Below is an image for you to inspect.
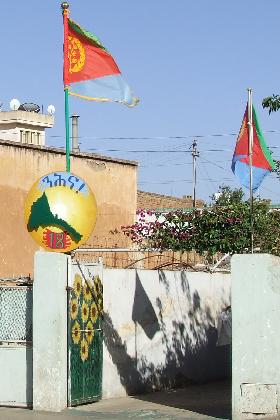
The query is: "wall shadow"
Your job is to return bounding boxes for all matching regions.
[103,270,231,418]
[103,312,145,394]
[134,380,231,419]
[132,273,160,340]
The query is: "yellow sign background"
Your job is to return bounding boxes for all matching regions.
[24,172,97,252]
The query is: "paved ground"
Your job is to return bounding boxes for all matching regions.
[0,381,231,420]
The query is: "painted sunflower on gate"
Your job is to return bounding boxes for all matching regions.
[81,302,89,322]
[93,275,103,297]
[83,282,92,302]
[90,301,98,324]
[97,296,103,315]
[73,274,82,298]
[70,272,103,363]
[85,320,94,344]
[71,320,81,344]
[70,298,78,320]
[80,337,89,362]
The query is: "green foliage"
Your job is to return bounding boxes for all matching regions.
[272,159,280,179]
[122,186,280,259]
[262,94,280,178]
[259,210,280,256]
[262,94,280,114]
[210,185,244,206]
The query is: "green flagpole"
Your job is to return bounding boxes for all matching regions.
[62,2,71,172]
[65,87,71,172]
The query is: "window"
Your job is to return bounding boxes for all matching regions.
[20,130,27,143]
[20,130,42,144]
[25,131,30,143]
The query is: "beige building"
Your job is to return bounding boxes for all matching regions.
[0,110,54,146]
[0,114,137,277]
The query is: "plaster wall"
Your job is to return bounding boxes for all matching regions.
[232,254,280,419]
[0,141,137,278]
[0,261,231,407]
[0,125,46,144]
[0,125,21,143]
[0,346,32,407]
[0,111,54,128]
[102,268,231,399]
[33,252,69,412]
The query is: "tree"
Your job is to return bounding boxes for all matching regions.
[122,186,280,260]
[262,95,280,114]
[262,95,280,178]
[210,185,244,206]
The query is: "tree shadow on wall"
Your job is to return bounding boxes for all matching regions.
[103,270,231,418]
[103,312,146,395]
[132,272,160,340]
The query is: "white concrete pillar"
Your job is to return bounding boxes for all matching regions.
[232,254,280,419]
[33,251,69,411]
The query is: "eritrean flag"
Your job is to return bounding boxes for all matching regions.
[63,18,138,107]
[232,105,275,191]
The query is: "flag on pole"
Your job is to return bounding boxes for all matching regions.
[63,18,139,107]
[232,105,275,191]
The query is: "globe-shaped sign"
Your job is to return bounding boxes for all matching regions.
[24,172,97,252]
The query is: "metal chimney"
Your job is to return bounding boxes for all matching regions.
[71,114,80,152]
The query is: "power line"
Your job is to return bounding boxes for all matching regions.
[140,159,232,168]
[199,161,217,192]
[139,138,190,167]
[140,161,193,168]
[138,177,234,185]
[87,148,232,154]
[88,148,193,153]
[200,157,233,172]
[48,129,280,140]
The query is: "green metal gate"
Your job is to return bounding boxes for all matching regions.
[68,261,103,406]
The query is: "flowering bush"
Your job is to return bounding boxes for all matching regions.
[121,186,280,259]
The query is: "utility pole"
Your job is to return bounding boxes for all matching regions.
[192,139,199,208]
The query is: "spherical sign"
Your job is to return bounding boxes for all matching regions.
[24,172,97,252]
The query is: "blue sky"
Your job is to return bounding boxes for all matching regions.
[1,1,280,202]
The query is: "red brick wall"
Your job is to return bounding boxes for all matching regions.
[137,190,203,210]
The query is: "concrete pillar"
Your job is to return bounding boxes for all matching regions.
[232,254,280,419]
[33,251,69,411]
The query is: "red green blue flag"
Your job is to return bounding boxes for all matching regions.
[232,105,275,191]
[64,18,139,107]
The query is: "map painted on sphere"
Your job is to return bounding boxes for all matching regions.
[24,172,97,253]
[27,192,82,242]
